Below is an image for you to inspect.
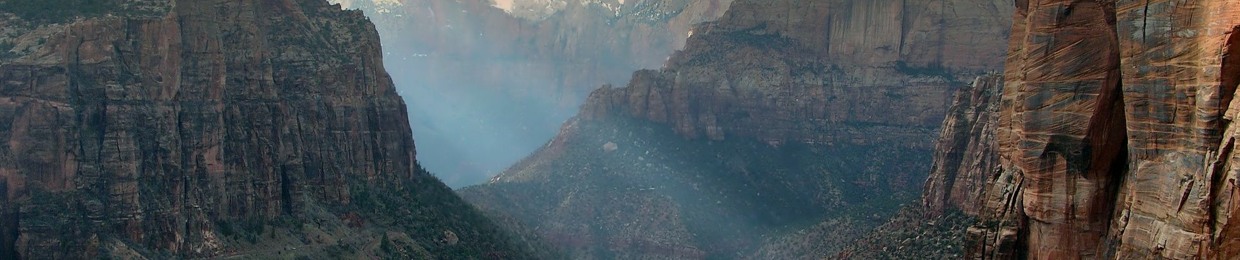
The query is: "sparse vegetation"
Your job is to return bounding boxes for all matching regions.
[837,206,977,259]
[461,115,932,258]
[0,0,121,23]
[895,61,957,80]
[343,166,559,259]
[0,41,15,59]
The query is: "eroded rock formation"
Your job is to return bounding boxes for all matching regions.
[922,0,1240,259]
[330,0,735,186]
[0,0,542,258]
[461,0,1012,258]
[922,75,1007,217]
[569,0,1011,148]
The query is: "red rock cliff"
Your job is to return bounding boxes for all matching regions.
[459,0,1012,259]
[326,0,735,186]
[922,0,1240,259]
[570,0,1012,151]
[0,0,542,258]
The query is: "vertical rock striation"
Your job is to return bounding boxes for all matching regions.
[0,0,542,258]
[922,0,1240,259]
[568,0,1013,154]
[922,75,1006,217]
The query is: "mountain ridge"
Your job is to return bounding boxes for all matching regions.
[461,0,1013,258]
[327,0,734,187]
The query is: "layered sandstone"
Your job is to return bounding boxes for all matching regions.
[0,0,540,258]
[922,0,1240,259]
[462,0,1012,258]
[565,0,1012,147]
[922,75,1007,217]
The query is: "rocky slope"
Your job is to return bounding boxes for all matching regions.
[460,0,1012,258]
[921,0,1240,259]
[328,0,734,187]
[0,0,545,258]
[922,75,1006,217]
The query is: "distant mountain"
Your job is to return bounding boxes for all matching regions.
[329,0,732,187]
[0,0,546,258]
[459,0,1012,258]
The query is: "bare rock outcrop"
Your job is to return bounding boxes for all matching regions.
[922,1,1240,259]
[0,0,543,258]
[922,75,1007,217]
[461,0,1012,258]
[568,0,1013,156]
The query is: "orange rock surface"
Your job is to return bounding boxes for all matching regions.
[924,1,1240,259]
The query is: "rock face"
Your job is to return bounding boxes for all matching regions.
[572,0,1011,148]
[921,0,1240,259]
[329,0,734,187]
[460,0,1012,258]
[350,0,734,103]
[922,75,1007,217]
[0,0,543,258]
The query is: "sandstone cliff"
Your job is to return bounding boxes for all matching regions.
[921,0,1240,259]
[570,0,1012,147]
[329,0,734,186]
[460,0,1012,258]
[0,0,544,258]
[922,75,1007,217]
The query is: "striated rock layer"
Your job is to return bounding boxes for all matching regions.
[922,75,1007,217]
[0,0,544,258]
[922,0,1240,259]
[461,0,1012,258]
[567,0,1012,149]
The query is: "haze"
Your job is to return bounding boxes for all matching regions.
[338,0,717,187]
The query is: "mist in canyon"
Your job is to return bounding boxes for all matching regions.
[5,0,1239,258]
[334,0,728,187]
[386,50,584,188]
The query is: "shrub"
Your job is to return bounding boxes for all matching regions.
[0,0,121,23]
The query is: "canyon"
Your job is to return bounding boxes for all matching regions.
[328,0,733,187]
[460,0,1013,258]
[0,0,543,258]
[1,0,1236,259]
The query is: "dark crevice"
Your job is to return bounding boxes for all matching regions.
[1176,180,1195,212]
[0,179,16,260]
[1093,27,1129,256]
[1208,138,1234,240]
[1221,26,1240,120]
[1101,94,1130,257]
[280,166,293,215]
[0,212,14,260]
[1012,190,1029,260]
[1206,27,1240,245]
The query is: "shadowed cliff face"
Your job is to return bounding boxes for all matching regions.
[460,0,1013,258]
[0,0,545,258]
[332,0,732,187]
[922,0,1240,259]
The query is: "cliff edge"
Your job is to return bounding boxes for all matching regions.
[0,0,545,258]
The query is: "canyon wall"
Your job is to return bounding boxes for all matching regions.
[331,0,734,186]
[0,0,541,258]
[923,0,1240,259]
[461,0,1012,258]
[567,0,1011,149]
